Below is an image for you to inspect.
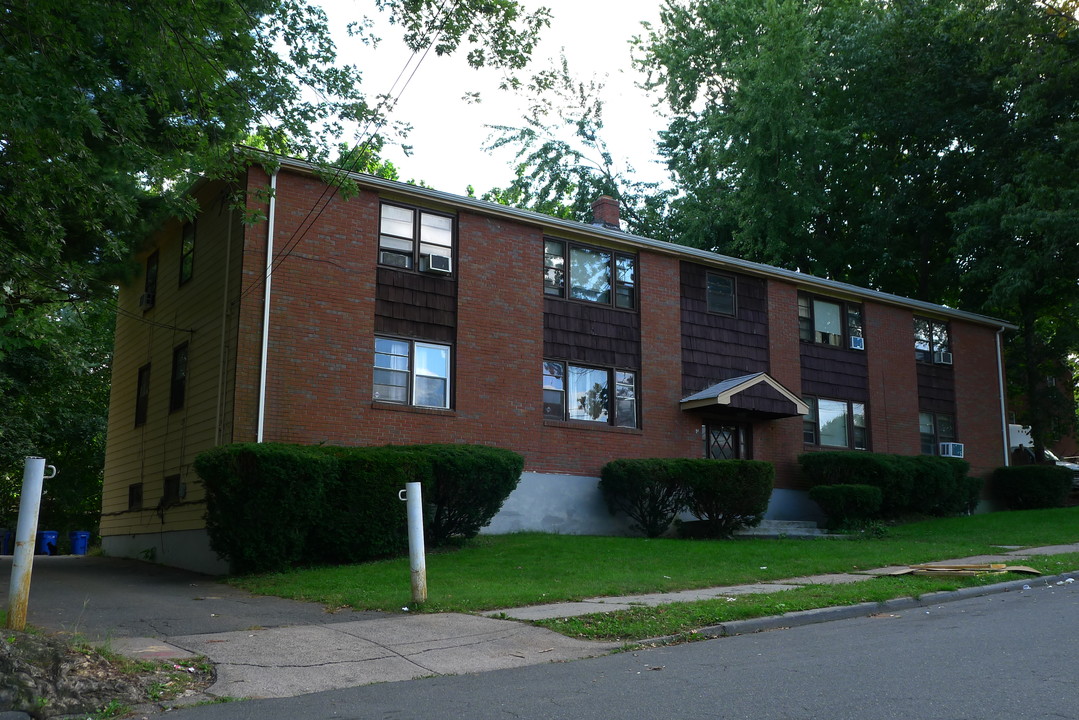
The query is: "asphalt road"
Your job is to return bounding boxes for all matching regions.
[161,580,1079,720]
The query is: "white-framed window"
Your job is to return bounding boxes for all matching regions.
[378,203,454,271]
[373,337,451,409]
[798,294,864,348]
[543,361,637,428]
[543,238,636,310]
[914,318,951,364]
[919,411,956,454]
[803,397,868,450]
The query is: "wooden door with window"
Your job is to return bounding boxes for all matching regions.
[705,423,750,460]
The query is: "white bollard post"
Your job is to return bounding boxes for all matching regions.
[7,457,56,631]
[398,482,427,604]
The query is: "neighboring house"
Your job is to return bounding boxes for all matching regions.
[101,152,1016,573]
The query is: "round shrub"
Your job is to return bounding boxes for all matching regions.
[676,459,774,538]
[988,465,1072,510]
[809,483,882,530]
[600,459,686,538]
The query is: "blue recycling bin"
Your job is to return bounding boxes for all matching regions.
[69,531,91,556]
[0,529,12,555]
[36,530,59,555]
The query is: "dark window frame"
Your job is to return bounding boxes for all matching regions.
[134,363,151,427]
[706,271,737,316]
[542,359,638,428]
[914,317,952,364]
[162,475,182,508]
[919,411,957,455]
[377,201,455,273]
[803,396,868,450]
[169,343,188,413]
[372,335,453,409]
[543,237,637,311]
[798,293,864,349]
[128,483,143,511]
[179,221,196,285]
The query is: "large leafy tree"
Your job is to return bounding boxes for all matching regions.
[0,0,548,510]
[636,0,1079,452]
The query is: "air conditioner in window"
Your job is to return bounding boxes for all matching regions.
[939,442,965,458]
[849,336,865,351]
[138,292,155,310]
[934,351,953,365]
[420,254,452,274]
[379,251,411,269]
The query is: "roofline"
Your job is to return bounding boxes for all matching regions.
[256,149,1017,331]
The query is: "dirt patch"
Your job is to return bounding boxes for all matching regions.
[0,630,213,719]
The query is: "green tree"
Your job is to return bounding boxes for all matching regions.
[637,0,1079,449]
[0,0,548,514]
[483,55,673,236]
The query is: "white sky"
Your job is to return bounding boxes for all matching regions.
[323,0,668,196]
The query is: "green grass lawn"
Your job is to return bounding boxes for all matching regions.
[231,506,1079,628]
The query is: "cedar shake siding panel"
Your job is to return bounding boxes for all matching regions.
[680,262,769,396]
[800,343,869,402]
[375,266,456,340]
[543,297,641,369]
[917,363,956,414]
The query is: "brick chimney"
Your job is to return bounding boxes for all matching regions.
[591,195,621,230]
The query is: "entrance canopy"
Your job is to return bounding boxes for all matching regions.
[680,372,808,420]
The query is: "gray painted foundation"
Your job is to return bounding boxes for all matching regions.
[482,472,824,536]
[102,529,228,576]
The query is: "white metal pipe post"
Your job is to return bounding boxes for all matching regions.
[399,482,427,604]
[7,457,56,631]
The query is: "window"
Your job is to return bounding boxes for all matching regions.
[162,475,182,508]
[543,239,636,310]
[169,343,188,412]
[128,483,143,511]
[706,424,748,459]
[543,361,637,427]
[373,337,451,408]
[706,272,736,316]
[134,363,151,426]
[919,412,956,455]
[179,222,195,284]
[804,397,867,450]
[914,318,951,364]
[141,250,159,311]
[798,294,863,348]
[378,203,453,271]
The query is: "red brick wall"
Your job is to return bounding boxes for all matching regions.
[864,302,920,455]
[760,279,803,489]
[953,323,1008,475]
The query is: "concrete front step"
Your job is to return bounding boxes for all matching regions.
[735,519,829,538]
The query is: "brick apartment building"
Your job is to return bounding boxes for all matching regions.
[101,153,1016,573]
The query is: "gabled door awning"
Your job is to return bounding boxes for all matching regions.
[680,372,808,419]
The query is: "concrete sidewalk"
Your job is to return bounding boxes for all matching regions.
[2,544,1078,706]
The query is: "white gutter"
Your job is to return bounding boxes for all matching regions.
[256,171,278,443]
[249,148,1017,331]
[996,326,1010,466]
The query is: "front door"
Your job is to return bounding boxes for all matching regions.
[705,423,750,460]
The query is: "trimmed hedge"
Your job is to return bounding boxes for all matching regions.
[678,459,774,538]
[600,458,774,538]
[599,459,686,538]
[195,443,336,575]
[800,452,975,517]
[808,484,882,530]
[988,465,1072,510]
[194,442,523,573]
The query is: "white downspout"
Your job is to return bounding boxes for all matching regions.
[996,326,1009,466]
[257,171,278,443]
[214,206,234,447]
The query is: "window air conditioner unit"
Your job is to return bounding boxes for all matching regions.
[849,336,865,351]
[934,351,953,365]
[379,251,411,269]
[138,292,155,310]
[939,442,964,458]
[420,254,452,274]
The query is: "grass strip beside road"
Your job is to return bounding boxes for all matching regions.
[232,507,1079,622]
[536,552,1079,641]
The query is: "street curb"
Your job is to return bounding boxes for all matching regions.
[640,570,1079,646]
